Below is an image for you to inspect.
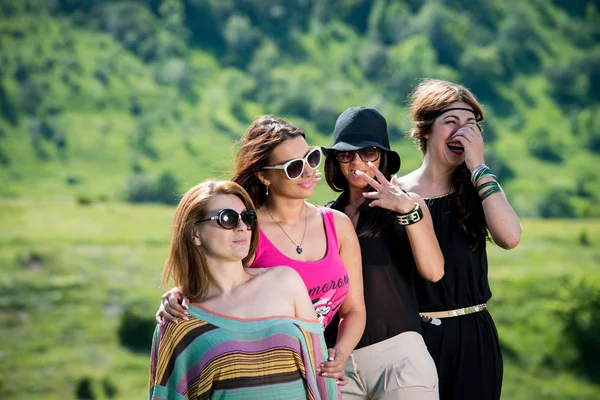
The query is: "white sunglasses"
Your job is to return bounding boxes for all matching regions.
[262,147,322,180]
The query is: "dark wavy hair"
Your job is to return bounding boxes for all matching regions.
[324,150,396,237]
[409,78,488,250]
[231,116,306,208]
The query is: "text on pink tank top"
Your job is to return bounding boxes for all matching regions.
[251,206,349,328]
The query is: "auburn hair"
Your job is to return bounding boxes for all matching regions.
[162,180,259,301]
[232,116,306,208]
[409,78,489,250]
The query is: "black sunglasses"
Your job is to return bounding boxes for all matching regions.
[262,147,322,180]
[335,147,380,163]
[197,209,257,230]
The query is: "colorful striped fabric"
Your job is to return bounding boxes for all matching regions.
[149,303,341,400]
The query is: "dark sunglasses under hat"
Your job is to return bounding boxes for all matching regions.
[321,106,401,174]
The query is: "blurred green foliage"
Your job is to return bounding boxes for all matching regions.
[0,0,599,216]
[1,0,600,398]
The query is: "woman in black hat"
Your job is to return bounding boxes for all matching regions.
[322,106,444,399]
[399,79,521,400]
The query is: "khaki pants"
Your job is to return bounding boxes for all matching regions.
[342,331,439,400]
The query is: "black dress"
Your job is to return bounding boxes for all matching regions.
[415,192,503,400]
[324,191,422,349]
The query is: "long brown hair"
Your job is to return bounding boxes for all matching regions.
[232,116,306,208]
[324,150,396,237]
[409,78,488,249]
[162,180,259,301]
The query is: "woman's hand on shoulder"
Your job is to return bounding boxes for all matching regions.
[155,287,190,324]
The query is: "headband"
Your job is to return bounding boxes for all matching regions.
[428,107,481,121]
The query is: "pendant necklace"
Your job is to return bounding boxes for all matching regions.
[265,202,308,254]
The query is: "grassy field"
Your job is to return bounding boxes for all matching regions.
[0,197,599,399]
[1,2,600,398]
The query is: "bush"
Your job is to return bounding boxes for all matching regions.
[575,107,600,153]
[118,304,156,353]
[76,195,93,206]
[459,46,505,101]
[538,188,577,218]
[94,2,160,62]
[154,58,193,93]
[359,41,388,80]
[66,174,80,185]
[558,280,600,381]
[102,376,117,398]
[123,170,180,205]
[223,13,261,67]
[578,230,591,246]
[484,150,515,182]
[153,170,180,205]
[527,128,564,163]
[0,147,10,166]
[75,376,95,399]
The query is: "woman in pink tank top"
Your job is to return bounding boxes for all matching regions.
[253,205,348,328]
[157,116,366,385]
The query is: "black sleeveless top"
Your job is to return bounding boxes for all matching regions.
[324,191,421,350]
[415,192,492,312]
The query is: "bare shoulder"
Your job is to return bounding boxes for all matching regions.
[407,192,425,203]
[328,208,354,231]
[260,266,304,288]
[396,171,420,192]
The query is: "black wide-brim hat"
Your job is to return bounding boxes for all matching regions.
[322,106,401,174]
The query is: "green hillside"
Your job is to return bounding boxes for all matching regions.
[1,0,600,398]
[1,0,600,213]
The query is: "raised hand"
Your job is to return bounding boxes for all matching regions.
[452,123,485,171]
[356,162,416,214]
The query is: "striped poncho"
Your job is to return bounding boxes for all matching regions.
[149,303,341,400]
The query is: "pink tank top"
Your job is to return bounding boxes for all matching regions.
[252,207,349,328]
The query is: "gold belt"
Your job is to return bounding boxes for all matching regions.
[420,303,487,326]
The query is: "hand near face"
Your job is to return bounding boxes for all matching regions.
[452,123,485,171]
[356,162,416,214]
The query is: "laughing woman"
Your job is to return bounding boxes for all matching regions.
[149,180,339,400]
[399,79,522,400]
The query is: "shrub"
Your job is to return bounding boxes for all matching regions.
[527,128,564,163]
[152,170,180,205]
[484,150,514,182]
[75,376,95,399]
[0,147,10,166]
[123,170,180,205]
[538,189,577,218]
[578,230,591,246]
[118,304,156,353]
[66,175,80,185]
[76,196,93,206]
[558,280,600,381]
[223,13,261,68]
[102,376,117,398]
